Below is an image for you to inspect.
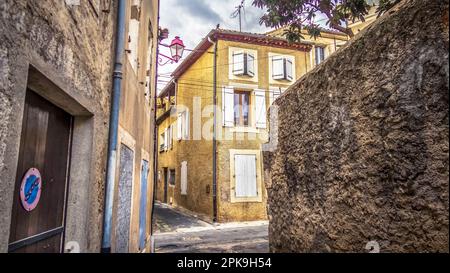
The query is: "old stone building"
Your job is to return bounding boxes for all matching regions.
[263,0,449,252]
[0,0,159,253]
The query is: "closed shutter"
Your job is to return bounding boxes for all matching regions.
[272,56,285,80]
[286,58,293,81]
[183,111,189,140]
[177,113,182,140]
[254,89,267,129]
[232,51,244,75]
[180,161,188,195]
[234,154,257,197]
[269,88,282,105]
[169,124,173,149]
[247,53,255,77]
[164,128,168,151]
[222,86,234,127]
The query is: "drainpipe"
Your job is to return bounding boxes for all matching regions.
[150,0,161,242]
[101,0,126,253]
[211,34,218,223]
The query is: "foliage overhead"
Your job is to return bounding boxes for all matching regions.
[252,0,401,41]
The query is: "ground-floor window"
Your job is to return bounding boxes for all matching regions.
[229,149,263,203]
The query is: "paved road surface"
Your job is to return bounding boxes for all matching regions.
[153,202,269,253]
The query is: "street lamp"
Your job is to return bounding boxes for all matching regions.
[169,36,185,63]
[158,35,186,66]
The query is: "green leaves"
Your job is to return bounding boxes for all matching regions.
[252,0,399,41]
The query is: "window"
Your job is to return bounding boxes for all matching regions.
[234,154,257,197]
[168,169,176,186]
[145,22,154,100]
[128,0,142,73]
[180,161,188,195]
[177,111,189,140]
[223,87,267,129]
[234,91,251,127]
[232,51,255,77]
[160,125,172,152]
[272,56,293,81]
[315,46,326,66]
[230,149,262,203]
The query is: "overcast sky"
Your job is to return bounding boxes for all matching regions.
[157,0,272,92]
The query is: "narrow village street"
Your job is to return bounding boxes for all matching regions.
[153,202,269,253]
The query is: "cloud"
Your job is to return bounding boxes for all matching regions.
[177,0,221,24]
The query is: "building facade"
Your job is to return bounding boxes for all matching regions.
[267,28,349,69]
[156,29,312,222]
[0,0,158,253]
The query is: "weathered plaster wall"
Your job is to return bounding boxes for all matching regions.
[0,0,115,252]
[264,0,449,253]
[112,0,158,253]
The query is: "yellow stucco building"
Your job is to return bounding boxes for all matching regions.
[156,29,315,222]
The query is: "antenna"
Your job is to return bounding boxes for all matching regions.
[230,0,245,32]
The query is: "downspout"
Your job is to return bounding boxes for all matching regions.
[101,0,126,253]
[211,35,218,223]
[150,0,161,242]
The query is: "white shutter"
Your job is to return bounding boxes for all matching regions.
[286,58,293,81]
[169,125,173,149]
[254,89,267,129]
[183,111,189,140]
[177,113,182,140]
[246,53,255,77]
[235,154,257,198]
[164,128,168,151]
[222,86,235,127]
[269,88,282,105]
[180,161,188,195]
[128,19,140,71]
[232,51,244,75]
[272,56,285,80]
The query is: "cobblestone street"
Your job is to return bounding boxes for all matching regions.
[153,202,269,253]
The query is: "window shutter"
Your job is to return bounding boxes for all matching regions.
[169,124,173,149]
[164,128,168,151]
[183,111,189,140]
[234,154,257,198]
[177,113,182,140]
[286,59,293,81]
[254,89,267,129]
[181,161,188,195]
[232,51,244,75]
[269,88,282,105]
[272,56,285,80]
[246,53,255,77]
[222,86,234,127]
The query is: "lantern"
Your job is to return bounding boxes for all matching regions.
[169,36,185,63]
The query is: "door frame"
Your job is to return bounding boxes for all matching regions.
[7,93,75,252]
[0,54,99,252]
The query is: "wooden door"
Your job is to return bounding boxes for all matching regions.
[8,90,72,253]
[138,160,149,250]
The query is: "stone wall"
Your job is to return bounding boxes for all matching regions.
[263,0,449,253]
[0,0,115,252]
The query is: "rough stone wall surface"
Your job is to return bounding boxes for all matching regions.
[0,0,115,252]
[264,0,449,253]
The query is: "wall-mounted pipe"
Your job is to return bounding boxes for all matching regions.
[212,35,218,223]
[101,0,127,253]
[150,0,161,249]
